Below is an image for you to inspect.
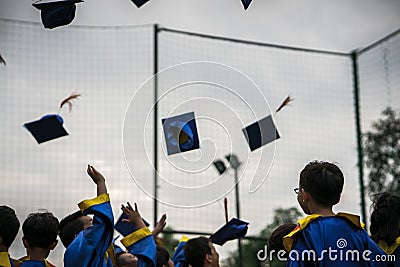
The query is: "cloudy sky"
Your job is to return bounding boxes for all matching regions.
[0,0,399,51]
[0,0,399,266]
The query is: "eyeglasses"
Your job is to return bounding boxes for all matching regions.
[294,187,300,194]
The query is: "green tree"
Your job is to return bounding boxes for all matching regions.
[222,207,302,267]
[363,107,400,196]
[158,226,180,256]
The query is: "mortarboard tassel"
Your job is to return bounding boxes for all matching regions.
[275,95,293,113]
[59,92,81,113]
[0,53,6,66]
[224,197,228,224]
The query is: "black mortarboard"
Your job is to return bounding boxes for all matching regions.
[241,0,253,10]
[213,160,227,175]
[242,115,280,151]
[33,0,83,29]
[0,53,6,66]
[131,0,150,8]
[162,111,200,155]
[24,114,68,144]
[114,213,150,236]
[210,218,249,245]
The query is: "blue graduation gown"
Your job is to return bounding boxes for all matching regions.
[121,227,157,267]
[283,213,389,267]
[64,193,115,267]
[377,237,400,267]
[172,236,189,267]
[19,260,55,267]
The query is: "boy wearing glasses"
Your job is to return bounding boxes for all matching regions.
[284,160,387,266]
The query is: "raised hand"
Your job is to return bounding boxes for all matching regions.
[87,164,107,195]
[121,202,146,230]
[152,214,167,237]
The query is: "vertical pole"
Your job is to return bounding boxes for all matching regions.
[234,167,243,267]
[351,51,367,227]
[153,24,159,227]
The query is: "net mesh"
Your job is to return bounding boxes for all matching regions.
[0,18,398,265]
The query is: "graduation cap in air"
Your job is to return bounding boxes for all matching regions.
[241,0,253,10]
[0,53,6,66]
[242,115,280,151]
[32,0,83,29]
[209,198,249,245]
[24,114,68,144]
[131,0,150,8]
[114,213,150,237]
[24,92,80,144]
[242,95,293,151]
[213,160,227,175]
[162,111,200,155]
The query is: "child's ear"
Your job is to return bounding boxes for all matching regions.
[205,253,213,263]
[301,188,310,201]
[49,240,58,250]
[22,237,29,248]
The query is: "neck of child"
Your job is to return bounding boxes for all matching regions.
[28,247,50,261]
[310,205,335,216]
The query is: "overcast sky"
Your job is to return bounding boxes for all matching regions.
[0,1,399,266]
[0,0,399,52]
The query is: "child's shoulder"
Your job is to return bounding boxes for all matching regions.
[283,213,365,251]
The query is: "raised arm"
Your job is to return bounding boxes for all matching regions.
[87,164,107,196]
[152,214,167,238]
[121,202,146,229]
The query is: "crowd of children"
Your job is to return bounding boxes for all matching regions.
[1,161,399,267]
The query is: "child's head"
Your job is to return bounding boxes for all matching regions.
[297,161,344,214]
[370,192,400,245]
[156,246,174,267]
[116,251,138,267]
[59,210,93,248]
[0,205,20,249]
[184,236,219,267]
[22,210,59,251]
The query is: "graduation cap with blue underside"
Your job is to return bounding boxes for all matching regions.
[114,213,150,237]
[162,111,200,155]
[24,92,80,144]
[210,198,249,246]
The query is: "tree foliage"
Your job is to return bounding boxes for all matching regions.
[363,107,400,196]
[222,207,302,267]
[158,226,180,257]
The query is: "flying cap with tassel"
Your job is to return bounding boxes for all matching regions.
[0,53,6,66]
[24,92,81,144]
[242,94,293,151]
[210,197,249,245]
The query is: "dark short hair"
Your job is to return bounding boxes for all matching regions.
[0,205,20,247]
[59,211,84,248]
[156,246,170,267]
[184,236,211,267]
[22,210,59,248]
[268,223,297,253]
[370,192,400,245]
[300,161,344,206]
